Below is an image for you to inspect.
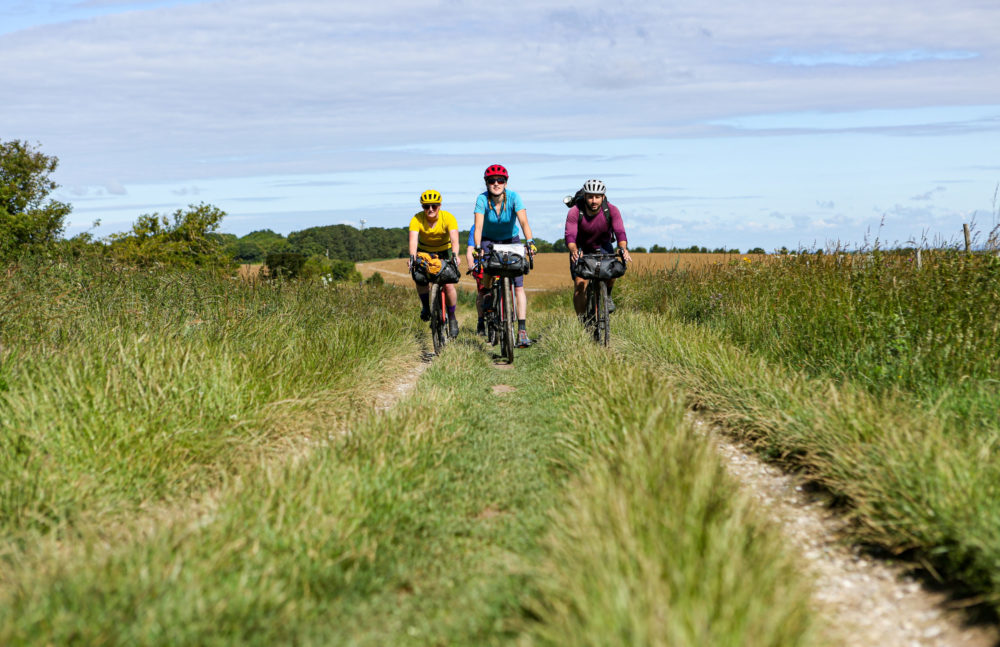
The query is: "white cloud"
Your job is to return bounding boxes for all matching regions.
[769,50,978,67]
[910,186,946,201]
[4,0,999,182]
[7,0,1000,247]
[104,179,127,195]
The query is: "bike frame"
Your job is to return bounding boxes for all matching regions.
[579,250,624,347]
[428,281,449,355]
[478,243,529,364]
[420,256,458,356]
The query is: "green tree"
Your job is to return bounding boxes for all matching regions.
[230,239,265,263]
[108,203,232,268]
[649,244,667,253]
[242,229,289,253]
[265,251,306,278]
[532,237,554,253]
[287,224,407,262]
[0,140,72,260]
[553,238,568,253]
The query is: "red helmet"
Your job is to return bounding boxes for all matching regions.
[484,164,508,179]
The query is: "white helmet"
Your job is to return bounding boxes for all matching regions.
[582,179,606,195]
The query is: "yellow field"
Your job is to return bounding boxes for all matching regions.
[357,253,759,291]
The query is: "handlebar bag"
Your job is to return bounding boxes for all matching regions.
[433,258,461,284]
[485,243,529,277]
[575,255,626,280]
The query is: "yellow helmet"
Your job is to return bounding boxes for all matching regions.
[420,190,442,205]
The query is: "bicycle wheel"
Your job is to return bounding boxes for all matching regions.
[487,283,499,346]
[583,281,597,334]
[502,277,516,363]
[596,280,609,346]
[429,283,446,355]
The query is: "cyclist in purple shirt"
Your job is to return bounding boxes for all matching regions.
[564,179,632,317]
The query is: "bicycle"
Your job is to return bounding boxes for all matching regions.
[478,243,531,364]
[575,249,626,347]
[413,256,460,356]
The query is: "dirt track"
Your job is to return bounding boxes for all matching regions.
[357,252,754,291]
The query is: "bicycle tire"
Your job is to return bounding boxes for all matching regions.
[503,277,516,363]
[583,280,597,335]
[486,282,498,345]
[498,280,511,361]
[430,283,446,355]
[596,280,609,346]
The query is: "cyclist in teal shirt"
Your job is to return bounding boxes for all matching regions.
[472,164,537,347]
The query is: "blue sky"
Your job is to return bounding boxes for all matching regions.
[3,0,1000,250]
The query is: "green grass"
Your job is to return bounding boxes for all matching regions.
[0,259,420,538]
[0,293,821,645]
[523,322,816,646]
[613,250,1000,612]
[625,251,1000,405]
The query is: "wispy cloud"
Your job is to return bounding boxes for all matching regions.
[4,0,999,185]
[7,0,1000,248]
[911,186,947,201]
[769,49,978,67]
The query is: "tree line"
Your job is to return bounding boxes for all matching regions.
[2,139,765,271]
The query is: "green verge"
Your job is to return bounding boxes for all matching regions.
[522,320,817,646]
[0,260,420,540]
[614,310,1000,611]
[614,251,1000,612]
[0,309,819,646]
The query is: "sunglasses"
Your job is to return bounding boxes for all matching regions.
[422,203,440,210]
[486,177,507,185]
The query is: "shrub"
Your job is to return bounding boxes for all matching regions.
[265,251,306,278]
[296,255,361,283]
[107,203,232,268]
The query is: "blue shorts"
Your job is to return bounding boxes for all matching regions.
[482,237,524,288]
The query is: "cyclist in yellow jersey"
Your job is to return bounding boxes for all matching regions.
[408,190,461,337]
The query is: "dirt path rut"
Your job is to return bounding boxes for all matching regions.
[704,420,998,646]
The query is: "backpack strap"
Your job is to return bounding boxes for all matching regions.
[602,198,615,244]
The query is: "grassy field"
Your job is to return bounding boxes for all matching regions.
[0,259,821,645]
[5,248,1000,643]
[358,252,761,290]
[617,250,1000,612]
[0,259,420,538]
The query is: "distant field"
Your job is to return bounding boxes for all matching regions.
[358,252,759,290]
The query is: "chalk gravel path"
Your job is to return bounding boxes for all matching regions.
[700,418,999,647]
[391,344,997,646]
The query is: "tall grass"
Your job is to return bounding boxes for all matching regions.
[625,250,1000,424]
[615,249,1000,612]
[524,323,818,646]
[0,310,820,645]
[0,257,419,539]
